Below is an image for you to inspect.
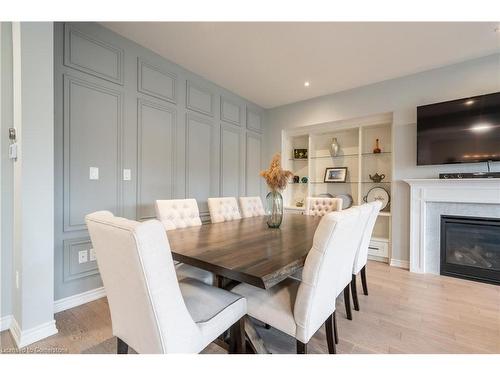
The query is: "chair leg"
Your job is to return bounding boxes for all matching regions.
[117,337,128,354]
[325,313,337,354]
[351,274,360,311]
[296,340,307,354]
[343,286,352,320]
[229,318,246,354]
[361,265,368,296]
[333,311,339,344]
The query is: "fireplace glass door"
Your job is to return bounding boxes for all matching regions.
[440,215,500,285]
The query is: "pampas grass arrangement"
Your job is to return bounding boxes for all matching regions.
[260,153,293,192]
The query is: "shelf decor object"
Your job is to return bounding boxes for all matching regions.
[363,186,390,211]
[369,173,386,183]
[260,153,293,228]
[293,148,308,159]
[324,167,348,183]
[373,138,382,154]
[329,137,340,157]
[336,193,353,209]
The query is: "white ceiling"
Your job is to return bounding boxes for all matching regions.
[102,22,500,108]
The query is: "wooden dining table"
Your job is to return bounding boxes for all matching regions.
[167,213,322,353]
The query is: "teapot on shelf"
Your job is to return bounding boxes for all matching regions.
[369,173,386,183]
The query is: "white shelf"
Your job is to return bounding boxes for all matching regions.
[282,117,394,265]
[284,206,305,212]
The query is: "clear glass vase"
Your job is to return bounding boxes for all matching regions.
[266,191,284,228]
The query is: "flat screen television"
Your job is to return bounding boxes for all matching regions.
[417,92,500,166]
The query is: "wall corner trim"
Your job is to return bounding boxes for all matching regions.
[9,318,58,348]
[54,286,106,313]
[390,259,410,269]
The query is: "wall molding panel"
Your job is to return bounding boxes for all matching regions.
[246,107,263,133]
[63,237,98,283]
[137,58,177,103]
[62,74,123,232]
[64,24,124,85]
[220,96,242,126]
[220,123,243,197]
[245,131,263,197]
[137,98,177,220]
[186,80,214,117]
[185,113,216,217]
[55,22,263,301]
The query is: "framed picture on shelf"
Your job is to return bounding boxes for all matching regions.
[293,149,308,159]
[324,167,348,183]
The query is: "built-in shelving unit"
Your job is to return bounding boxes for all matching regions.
[281,113,394,263]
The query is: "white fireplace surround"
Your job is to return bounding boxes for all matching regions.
[405,179,500,273]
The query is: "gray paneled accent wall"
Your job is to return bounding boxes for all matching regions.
[54,22,265,300]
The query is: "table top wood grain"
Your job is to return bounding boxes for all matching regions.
[167,214,322,289]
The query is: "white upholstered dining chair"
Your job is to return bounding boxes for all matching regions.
[85,211,247,354]
[208,197,242,223]
[155,198,202,230]
[350,201,382,311]
[232,208,363,354]
[155,199,213,285]
[305,197,343,216]
[239,196,265,218]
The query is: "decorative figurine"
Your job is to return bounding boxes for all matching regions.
[373,138,381,154]
[369,173,386,183]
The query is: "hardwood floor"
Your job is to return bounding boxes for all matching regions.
[1,261,499,354]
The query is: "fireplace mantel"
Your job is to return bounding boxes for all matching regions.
[404,178,500,273]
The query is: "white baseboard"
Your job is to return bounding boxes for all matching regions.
[0,315,13,332]
[54,286,106,313]
[10,317,58,348]
[390,259,410,269]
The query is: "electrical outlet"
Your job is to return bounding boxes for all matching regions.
[78,250,88,264]
[89,248,96,262]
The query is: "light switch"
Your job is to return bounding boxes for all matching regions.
[123,169,132,181]
[89,248,96,262]
[78,250,88,264]
[89,167,99,180]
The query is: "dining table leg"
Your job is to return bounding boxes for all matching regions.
[214,275,270,354]
[243,316,270,354]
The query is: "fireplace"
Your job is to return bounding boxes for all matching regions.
[440,215,500,285]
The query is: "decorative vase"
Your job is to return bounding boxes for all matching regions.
[330,138,340,157]
[373,138,381,154]
[266,191,284,228]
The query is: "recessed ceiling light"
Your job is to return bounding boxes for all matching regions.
[304,81,310,87]
[465,99,475,106]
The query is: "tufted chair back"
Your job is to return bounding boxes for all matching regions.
[239,196,265,218]
[305,197,343,216]
[293,207,362,343]
[155,199,202,231]
[352,201,382,274]
[85,211,201,353]
[207,197,242,223]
